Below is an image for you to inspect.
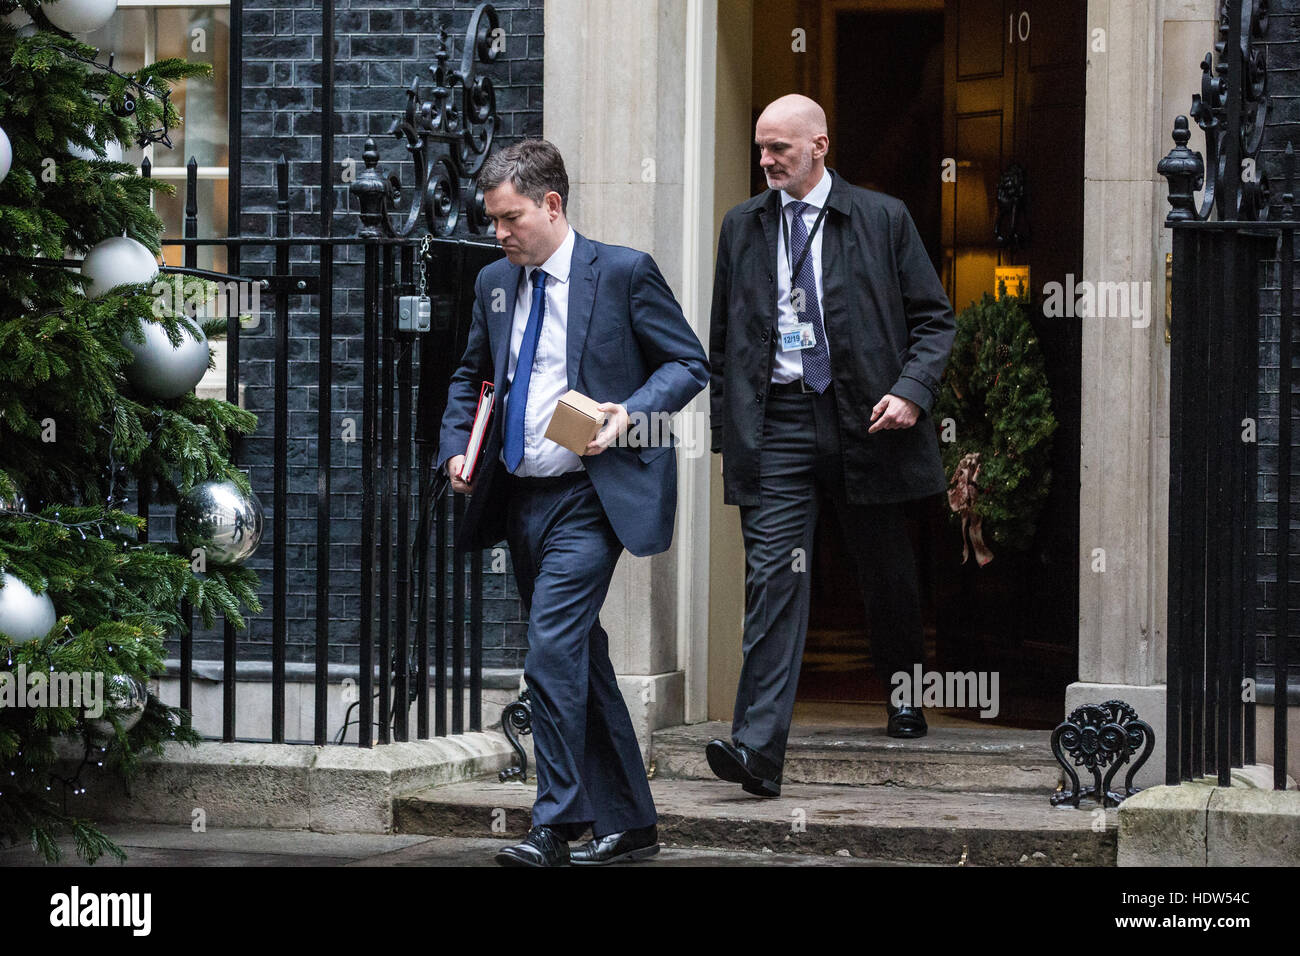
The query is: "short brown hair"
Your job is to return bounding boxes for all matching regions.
[479,139,569,213]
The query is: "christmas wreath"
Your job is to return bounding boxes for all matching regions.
[932,292,1057,564]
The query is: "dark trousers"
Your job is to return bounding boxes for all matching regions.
[732,389,926,768]
[505,471,657,838]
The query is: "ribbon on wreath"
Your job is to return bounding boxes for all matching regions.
[947,452,994,566]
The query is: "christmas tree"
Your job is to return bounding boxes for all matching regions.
[0,1,260,862]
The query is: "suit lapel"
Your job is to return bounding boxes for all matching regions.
[566,232,598,390]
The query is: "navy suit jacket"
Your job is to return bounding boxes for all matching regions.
[436,231,710,557]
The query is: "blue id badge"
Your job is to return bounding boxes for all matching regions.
[780,323,816,352]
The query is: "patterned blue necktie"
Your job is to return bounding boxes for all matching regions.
[787,200,832,393]
[504,268,547,472]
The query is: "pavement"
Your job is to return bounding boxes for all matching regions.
[0,823,918,867]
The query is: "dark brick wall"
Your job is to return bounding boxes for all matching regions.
[163,0,542,669]
[1255,0,1300,685]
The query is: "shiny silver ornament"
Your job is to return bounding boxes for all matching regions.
[175,479,263,566]
[120,318,210,400]
[0,485,25,512]
[0,572,57,643]
[87,674,147,736]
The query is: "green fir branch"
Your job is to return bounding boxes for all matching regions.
[0,13,258,863]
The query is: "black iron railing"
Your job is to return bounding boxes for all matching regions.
[1159,0,1293,790]
[133,1,507,747]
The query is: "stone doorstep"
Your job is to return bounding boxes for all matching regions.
[395,778,1118,866]
[51,732,515,835]
[652,721,1066,793]
[1117,768,1300,867]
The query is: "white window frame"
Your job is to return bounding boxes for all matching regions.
[117,1,231,197]
[116,0,235,403]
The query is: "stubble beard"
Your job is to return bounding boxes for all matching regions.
[766,148,815,197]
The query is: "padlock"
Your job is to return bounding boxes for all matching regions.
[398,294,432,332]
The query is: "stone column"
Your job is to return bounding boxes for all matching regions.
[544,0,710,755]
[1071,0,1216,788]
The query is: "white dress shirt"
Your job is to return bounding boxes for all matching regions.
[772,168,832,385]
[501,226,584,477]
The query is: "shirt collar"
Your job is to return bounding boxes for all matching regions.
[781,168,832,212]
[526,226,575,286]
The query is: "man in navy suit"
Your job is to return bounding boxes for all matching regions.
[438,140,709,867]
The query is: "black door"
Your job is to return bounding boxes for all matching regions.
[793,0,1085,727]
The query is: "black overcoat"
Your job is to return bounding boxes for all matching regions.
[708,171,956,506]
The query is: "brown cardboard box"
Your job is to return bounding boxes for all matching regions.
[544,389,605,454]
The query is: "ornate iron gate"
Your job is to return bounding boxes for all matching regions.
[150,1,507,746]
[1158,0,1293,789]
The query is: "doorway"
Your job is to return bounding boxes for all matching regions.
[737,0,1085,729]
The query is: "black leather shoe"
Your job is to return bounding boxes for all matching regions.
[569,824,659,865]
[886,704,928,739]
[494,825,571,867]
[705,739,782,797]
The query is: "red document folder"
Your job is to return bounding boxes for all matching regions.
[459,381,495,483]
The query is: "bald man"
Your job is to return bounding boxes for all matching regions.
[707,94,956,796]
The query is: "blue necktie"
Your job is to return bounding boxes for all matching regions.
[504,268,547,473]
[787,201,832,393]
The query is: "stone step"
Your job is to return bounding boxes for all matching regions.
[651,721,1065,793]
[395,777,1117,866]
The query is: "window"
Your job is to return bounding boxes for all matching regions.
[84,1,234,401]
[85,1,231,274]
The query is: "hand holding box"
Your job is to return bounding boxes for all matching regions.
[545,389,605,455]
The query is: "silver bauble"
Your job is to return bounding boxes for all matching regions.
[121,318,210,399]
[87,674,147,736]
[80,235,158,299]
[0,125,10,185]
[0,572,57,643]
[67,134,124,164]
[42,0,119,35]
[176,480,264,566]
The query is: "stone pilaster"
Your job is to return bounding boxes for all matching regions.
[544,0,706,753]
[1072,0,1217,788]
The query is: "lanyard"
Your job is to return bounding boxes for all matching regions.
[781,200,829,283]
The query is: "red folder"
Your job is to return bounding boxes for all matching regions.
[459,381,495,484]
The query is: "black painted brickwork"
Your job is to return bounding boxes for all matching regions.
[158,0,542,669]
